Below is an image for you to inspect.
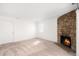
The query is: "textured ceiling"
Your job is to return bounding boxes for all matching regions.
[0,3,76,21]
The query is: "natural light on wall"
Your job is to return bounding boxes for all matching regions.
[35,21,44,33]
[39,22,44,33]
[28,22,36,35]
[34,19,44,38]
[33,21,44,45]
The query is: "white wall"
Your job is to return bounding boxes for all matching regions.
[0,16,57,45]
[14,20,36,42]
[0,18,36,44]
[37,18,57,42]
[0,20,13,44]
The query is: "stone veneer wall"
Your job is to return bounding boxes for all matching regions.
[57,10,76,51]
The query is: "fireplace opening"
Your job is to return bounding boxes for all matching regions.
[60,35,71,48]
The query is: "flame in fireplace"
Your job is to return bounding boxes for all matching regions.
[64,39,70,46]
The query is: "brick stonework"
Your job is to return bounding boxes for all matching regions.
[57,10,76,51]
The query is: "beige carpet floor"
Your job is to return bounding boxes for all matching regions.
[0,38,75,56]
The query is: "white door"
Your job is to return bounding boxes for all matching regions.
[0,20,13,44]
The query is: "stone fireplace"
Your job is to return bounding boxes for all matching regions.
[57,10,76,51]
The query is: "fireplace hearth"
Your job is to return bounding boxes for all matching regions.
[60,35,71,48]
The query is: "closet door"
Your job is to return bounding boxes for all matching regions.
[0,20,13,44]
